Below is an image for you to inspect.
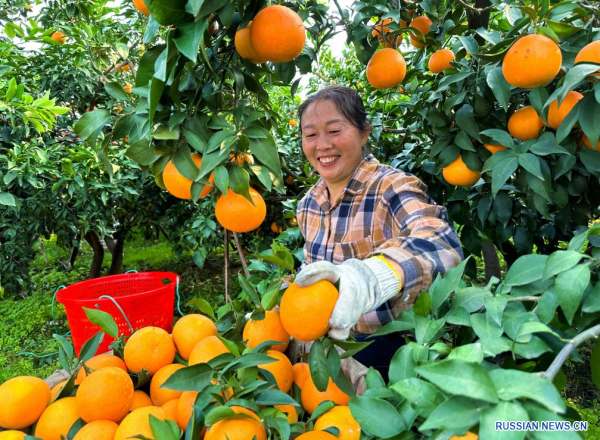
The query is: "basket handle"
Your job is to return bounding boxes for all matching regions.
[176,276,184,317]
[98,295,134,335]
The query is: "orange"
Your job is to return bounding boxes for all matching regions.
[163,154,214,200]
[124,326,176,376]
[172,313,218,360]
[132,0,149,16]
[176,391,198,430]
[409,16,432,48]
[205,406,266,440]
[0,376,50,429]
[235,21,268,64]
[442,155,481,186]
[114,406,167,440]
[50,379,68,401]
[366,48,407,89]
[250,5,306,63]
[0,431,26,440]
[161,399,179,422]
[215,188,267,233]
[274,404,298,423]
[546,91,584,130]
[289,217,298,227]
[314,406,361,440]
[123,83,132,93]
[502,34,562,88]
[296,433,338,440]
[582,134,600,151]
[34,397,80,440]
[289,119,298,126]
[189,335,230,365]
[51,31,66,43]
[483,144,507,155]
[429,49,455,73]
[507,106,544,141]
[243,309,290,353]
[371,18,398,48]
[130,390,153,411]
[280,280,339,342]
[75,353,127,384]
[258,350,294,393]
[72,420,119,440]
[400,8,415,27]
[76,367,134,423]
[574,40,600,76]
[293,362,311,389]
[450,433,478,440]
[230,152,252,166]
[271,222,283,234]
[121,63,131,72]
[301,376,351,415]
[150,364,185,406]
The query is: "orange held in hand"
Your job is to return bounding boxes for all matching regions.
[163,154,214,200]
[250,5,306,63]
[280,280,339,342]
[502,34,562,89]
[366,48,407,89]
[215,188,266,233]
[442,155,481,186]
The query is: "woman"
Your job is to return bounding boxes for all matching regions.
[293,86,463,381]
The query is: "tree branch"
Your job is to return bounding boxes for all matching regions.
[507,296,540,303]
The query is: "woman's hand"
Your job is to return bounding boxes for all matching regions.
[295,258,401,340]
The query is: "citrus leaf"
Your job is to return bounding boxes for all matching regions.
[82,307,119,338]
[349,396,406,437]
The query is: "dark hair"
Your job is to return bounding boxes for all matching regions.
[298,85,368,133]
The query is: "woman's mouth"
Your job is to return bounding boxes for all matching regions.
[318,156,340,166]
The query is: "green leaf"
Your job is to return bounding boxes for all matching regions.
[82,307,119,338]
[126,139,158,166]
[543,250,583,281]
[416,360,498,403]
[249,132,282,178]
[388,345,417,383]
[348,396,406,437]
[414,316,445,345]
[419,396,483,431]
[518,153,544,180]
[104,81,130,101]
[525,403,582,440]
[161,364,213,391]
[479,402,528,440]
[309,340,329,392]
[174,19,207,62]
[148,0,191,25]
[490,155,518,197]
[483,295,508,327]
[390,378,445,418]
[480,128,514,149]
[470,313,503,340]
[78,332,104,363]
[429,257,470,313]
[186,297,215,320]
[149,415,180,440]
[555,263,590,324]
[5,77,17,101]
[74,110,110,140]
[580,94,600,148]
[412,291,431,317]
[447,343,484,363]
[0,192,17,206]
[254,389,300,406]
[237,272,260,307]
[486,67,510,110]
[557,64,600,104]
[455,104,481,142]
[503,254,548,287]
[260,288,280,311]
[546,20,579,39]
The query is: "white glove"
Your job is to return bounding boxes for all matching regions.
[294,258,401,340]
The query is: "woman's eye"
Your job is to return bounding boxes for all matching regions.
[304,133,315,138]
[330,130,340,134]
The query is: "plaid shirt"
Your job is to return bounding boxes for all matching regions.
[297,155,464,335]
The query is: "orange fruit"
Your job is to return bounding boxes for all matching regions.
[271,222,283,234]
[123,83,132,93]
[295,433,338,440]
[75,353,127,384]
[400,8,415,27]
[429,49,455,73]
[250,5,306,63]
[177,391,198,430]
[132,0,149,16]
[163,154,214,200]
[50,379,69,401]
[205,406,266,440]
[314,406,361,440]
[483,144,507,155]
[173,314,218,360]
[301,376,351,415]
[574,40,600,76]
[35,397,80,440]
[409,16,432,48]
[114,406,167,440]
[366,48,407,89]
[292,362,311,389]
[215,188,267,233]
[243,309,290,352]
[0,431,26,440]
[258,350,294,393]
[150,364,185,406]
[442,155,481,186]
[161,399,179,422]
[274,404,298,424]
[582,134,600,151]
[0,376,50,429]
[289,119,298,126]
[280,280,339,342]
[121,63,131,72]
[189,335,230,365]
[230,152,252,166]
[130,390,153,411]
[72,420,119,440]
[235,21,268,64]
[450,433,478,440]
[76,367,134,423]
[507,106,544,141]
[124,326,176,376]
[285,175,294,185]
[502,34,562,88]
[51,31,66,43]
[371,18,398,48]
[289,217,298,227]
[546,91,584,130]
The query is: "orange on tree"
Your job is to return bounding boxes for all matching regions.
[121,63,131,72]
[114,406,167,440]
[546,90,584,130]
[150,363,185,406]
[409,16,432,48]
[285,175,295,185]
[75,367,134,423]
[205,406,266,440]
[132,0,149,16]
[366,48,407,89]
[72,420,119,440]
[230,152,252,166]
[289,119,298,126]
[50,379,68,401]
[123,326,176,376]
[51,31,66,43]
[292,362,311,389]
[172,313,218,360]
[314,405,361,440]
[75,353,127,384]
[271,221,283,234]
[274,404,298,423]
[295,431,338,439]
[250,5,306,63]
[502,34,562,88]
[189,335,230,365]
[400,8,415,27]
[429,49,455,73]
[258,350,294,393]
[507,106,544,141]
[574,40,600,76]
[280,280,339,341]
[235,21,268,64]
[301,376,351,415]
[214,188,266,233]
[0,376,50,429]
[160,399,179,422]
[582,134,600,151]
[442,155,481,186]
[0,432,26,440]
[483,144,507,155]
[371,18,398,48]
[130,390,153,411]
[123,83,133,93]
[163,153,214,200]
[34,397,80,440]
[243,309,290,352]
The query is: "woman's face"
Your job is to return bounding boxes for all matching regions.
[300,99,369,189]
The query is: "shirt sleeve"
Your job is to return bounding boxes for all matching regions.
[369,174,464,307]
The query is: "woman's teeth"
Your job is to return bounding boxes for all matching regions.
[319,156,340,164]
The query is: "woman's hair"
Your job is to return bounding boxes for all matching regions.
[298,85,368,133]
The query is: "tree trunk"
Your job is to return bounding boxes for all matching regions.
[499,240,519,269]
[108,230,127,275]
[104,237,116,254]
[466,0,492,44]
[84,231,104,278]
[69,244,79,269]
[482,242,501,282]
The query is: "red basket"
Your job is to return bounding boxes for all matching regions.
[56,271,179,355]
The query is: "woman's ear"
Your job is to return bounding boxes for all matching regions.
[361,123,371,146]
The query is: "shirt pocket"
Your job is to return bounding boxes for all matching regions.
[333,236,374,263]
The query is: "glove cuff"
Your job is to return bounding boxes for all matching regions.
[363,257,401,307]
